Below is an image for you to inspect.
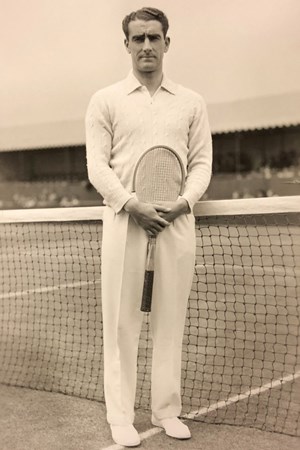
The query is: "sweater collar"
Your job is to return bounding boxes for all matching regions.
[124,71,177,95]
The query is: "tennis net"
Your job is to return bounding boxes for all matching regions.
[0,196,299,436]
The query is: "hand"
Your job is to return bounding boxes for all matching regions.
[124,198,171,236]
[157,198,190,223]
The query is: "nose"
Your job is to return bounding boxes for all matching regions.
[142,38,152,52]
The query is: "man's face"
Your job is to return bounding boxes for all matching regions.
[124,19,170,74]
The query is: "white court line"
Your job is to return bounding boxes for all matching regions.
[0,279,101,300]
[183,370,300,419]
[101,370,300,450]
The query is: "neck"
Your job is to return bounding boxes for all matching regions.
[133,69,163,96]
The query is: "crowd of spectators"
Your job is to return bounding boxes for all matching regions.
[0,185,83,209]
[0,166,298,210]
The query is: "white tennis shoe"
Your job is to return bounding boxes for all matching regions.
[110,424,140,447]
[151,416,191,439]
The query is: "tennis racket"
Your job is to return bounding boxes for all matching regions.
[132,145,185,312]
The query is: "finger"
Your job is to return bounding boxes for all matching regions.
[152,204,171,213]
[157,212,170,219]
[147,228,159,237]
[159,212,177,223]
[149,221,167,234]
[155,216,170,227]
[151,224,165,233]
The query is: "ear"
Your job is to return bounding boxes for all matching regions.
[164,36,170,53]
[124,39,131,54]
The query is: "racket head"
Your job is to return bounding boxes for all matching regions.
[132,145,185,203]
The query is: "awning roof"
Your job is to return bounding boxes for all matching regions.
[208,91,300,134]
[1,91,300,152]
[0,120,85,152]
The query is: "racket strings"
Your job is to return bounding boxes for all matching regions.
[134,148,184,203]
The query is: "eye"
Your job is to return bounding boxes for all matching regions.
[149,35,160,41]
[133,35,145,43]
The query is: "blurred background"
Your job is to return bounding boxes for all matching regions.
[1,0,300,209]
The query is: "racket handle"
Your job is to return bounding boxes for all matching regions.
[140,270,154,312]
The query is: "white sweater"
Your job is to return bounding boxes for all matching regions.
[85,72,212,213]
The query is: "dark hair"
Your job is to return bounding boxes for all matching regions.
[122,7,169,39]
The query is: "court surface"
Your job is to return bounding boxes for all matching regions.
[1,384,299,450]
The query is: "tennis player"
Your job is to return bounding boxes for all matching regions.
[85,7,212,447]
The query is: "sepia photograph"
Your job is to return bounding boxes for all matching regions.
[1,1,299,449]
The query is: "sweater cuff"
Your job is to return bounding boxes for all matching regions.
[180,194,195,213]
[111,192,134,214]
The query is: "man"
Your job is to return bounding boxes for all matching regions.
[85,7,212,447]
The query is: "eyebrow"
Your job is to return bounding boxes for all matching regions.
[131,33,162,40]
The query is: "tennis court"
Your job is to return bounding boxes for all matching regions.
[0,196,300,447]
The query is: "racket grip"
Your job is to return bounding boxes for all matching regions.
[140,270,154,312]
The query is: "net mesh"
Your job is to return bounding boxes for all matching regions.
[0,199,299,436]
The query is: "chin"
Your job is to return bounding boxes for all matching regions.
[140,67,156,73]
[139,64,157,72]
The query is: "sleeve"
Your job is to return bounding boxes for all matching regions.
[181,96,213,211]
[85,93,133,213]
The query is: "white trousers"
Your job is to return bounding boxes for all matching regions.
[101,207,195,425]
